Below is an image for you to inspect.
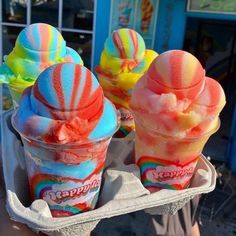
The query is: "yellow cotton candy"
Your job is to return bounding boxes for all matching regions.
[144,50,159,67]
[100,50,123,74]
[116,73,141,90]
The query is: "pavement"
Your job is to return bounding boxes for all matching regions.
[198,163,236,236]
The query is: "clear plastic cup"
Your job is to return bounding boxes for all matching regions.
[12,114,120,217]
[134,116,220,192]
[114,107,135,137]
[8,86,23,107]
[9,81,34,107]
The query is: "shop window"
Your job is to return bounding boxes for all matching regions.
[62,31,92,68]
[31,0,59,26]
[2,0,27,24]
[62,0,94,30]
[2,26,23,56]
[0,0,95,69]
[184,18,236,162]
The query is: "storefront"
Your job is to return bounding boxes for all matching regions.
[154,0,236,171]
[1,0,236,171]
[96,0,236,172]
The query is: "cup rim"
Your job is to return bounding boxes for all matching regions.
[132,111,221,141]
[11,109,121,147]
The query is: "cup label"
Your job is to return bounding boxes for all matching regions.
[137,156,199,190]
[41,173,102,207]
[120,107,134,122]
[44,177,101,203]
[25,151,104,216]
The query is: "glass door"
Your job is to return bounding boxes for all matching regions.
[184,18,236,162]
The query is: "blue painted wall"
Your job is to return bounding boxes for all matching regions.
[93,0,111,72]
[154,0,187,53]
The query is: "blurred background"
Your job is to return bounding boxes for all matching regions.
[0,0,236,235]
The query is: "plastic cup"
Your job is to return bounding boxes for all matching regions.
[12,114,118,217]
[134,115,220,192]
[114,107,135,138]
[9,81,34,108]
[9,85,23,104]
[21,135,111,217]
[8,86,23,108]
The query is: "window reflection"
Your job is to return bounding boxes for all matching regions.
[31,0,59,26]
[2,26,23,56]
[2,85,13,110]
[62,0,94,30]
[62,31,92,68]
[2,0,27,23]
